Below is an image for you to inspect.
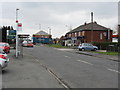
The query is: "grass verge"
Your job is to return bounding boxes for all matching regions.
[94,51,119,55]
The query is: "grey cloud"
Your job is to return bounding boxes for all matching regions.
[1,2,118,38]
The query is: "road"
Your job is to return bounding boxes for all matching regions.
[24,45,118,88]
[2,45,119,88]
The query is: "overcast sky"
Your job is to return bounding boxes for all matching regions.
[1,1,119,38]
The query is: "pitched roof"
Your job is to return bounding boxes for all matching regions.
[67,22,112,34]
[35,30,49,35]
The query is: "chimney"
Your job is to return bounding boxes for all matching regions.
[91,12,93,23]
[84,22,87,25]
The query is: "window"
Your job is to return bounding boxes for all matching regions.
[79,32,81,36]
[100,33,102,40]
[75,32,77,37]
[82,31,85,36]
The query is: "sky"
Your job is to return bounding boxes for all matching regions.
[1,0,119,38]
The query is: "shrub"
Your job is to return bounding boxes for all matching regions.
[93,42,118,50]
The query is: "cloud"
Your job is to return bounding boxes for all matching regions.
[1,0,119,2]
[1,2,118,38]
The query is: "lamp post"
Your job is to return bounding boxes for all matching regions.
[48,27,51,35]
[16,8,19,58]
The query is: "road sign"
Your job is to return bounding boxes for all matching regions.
[18,34,30,38]
[9,30,16,35]
[17,23,22,31]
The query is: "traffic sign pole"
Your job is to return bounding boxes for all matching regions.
[16,8,19,58]
[16,27,18,57]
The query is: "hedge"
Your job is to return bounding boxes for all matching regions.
[93,42,118,50]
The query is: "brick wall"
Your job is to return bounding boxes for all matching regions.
[85,30,112,43]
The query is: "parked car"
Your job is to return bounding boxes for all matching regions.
[27,42,34,47]
[0,42,10,53]
[22,41,28,47]
[78,43,98,51]
[0,48,9,69]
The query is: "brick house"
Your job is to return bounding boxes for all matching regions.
[65,22,113,46]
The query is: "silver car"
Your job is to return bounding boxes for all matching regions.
[0,49,9,70]
[78,43,98,51]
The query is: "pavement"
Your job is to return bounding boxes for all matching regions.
[75,50,119,62]
[2,49,64,88]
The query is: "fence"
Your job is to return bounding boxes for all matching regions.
[107,44,119,52]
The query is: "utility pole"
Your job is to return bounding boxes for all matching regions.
[16,8,19,58]
[91,12,93,43]
[39,24,41,30]
[48,27,51,35]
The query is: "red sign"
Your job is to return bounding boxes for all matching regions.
[16,20,18,23]
[18,23,22,27]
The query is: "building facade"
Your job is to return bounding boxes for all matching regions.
[65,22,113,46]
[33,30,52,44]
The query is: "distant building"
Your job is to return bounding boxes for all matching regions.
[59,36,66,46]
[0,27,2,42]
[65,22,113,46]
[33,30,52,44]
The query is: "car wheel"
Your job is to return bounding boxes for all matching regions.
[79,49,82,51]
[82,48,85,51]
[94,48,97,51]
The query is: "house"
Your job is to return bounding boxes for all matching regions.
[33,30,52,44]
[65,22,113,46]
[53,38,60,44]
[59,36,66,46]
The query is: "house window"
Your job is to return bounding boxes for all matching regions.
[75,32,77,37]
[72,33,75,37]
[69,34,72,37]
[82,31,85,36]
[79,32,81,36]
[100,33,102,40]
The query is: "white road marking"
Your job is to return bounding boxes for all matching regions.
[55,48,73,51]
[64,55,71,58]
[107,68,120,73]
[77,60,93,65]
[35,59,40,62]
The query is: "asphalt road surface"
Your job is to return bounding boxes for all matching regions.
[24,45,118,88]
[2,45,119,88]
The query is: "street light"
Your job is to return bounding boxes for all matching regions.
[66,24,72,31]
[16,8,19,58]
[48,27,51,35]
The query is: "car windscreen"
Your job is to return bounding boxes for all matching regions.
[0,49,5,54]
[0,43,5,47]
